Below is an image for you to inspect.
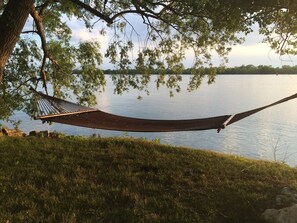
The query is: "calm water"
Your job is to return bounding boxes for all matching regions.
[3,75,297,166]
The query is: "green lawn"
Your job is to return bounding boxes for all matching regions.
[0,136,296,222]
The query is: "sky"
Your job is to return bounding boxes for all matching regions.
[217,34,297,68]
[70,18,297,69]
[25,15,297,69]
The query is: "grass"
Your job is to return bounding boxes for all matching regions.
[0,136,297,222]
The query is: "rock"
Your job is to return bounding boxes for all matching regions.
[1,128,26,137]
[1,128,9,135]
[49,132,61,138]
[29,130,39,137]
[281,187,292,195]
[40,130,49,137]
[29,130,50,137]
[276,187,297,207]
[262,204,297,223]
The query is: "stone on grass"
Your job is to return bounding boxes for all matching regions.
[49,132,66,138]
[2,128,26,137]
[29,130,39,137]
[276,187,297,207]
[262,204,297,223]
[40,130,49,137]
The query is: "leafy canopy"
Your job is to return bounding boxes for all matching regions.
[0,0,297,119]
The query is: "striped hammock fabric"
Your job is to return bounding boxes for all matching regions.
[31,88,297,133]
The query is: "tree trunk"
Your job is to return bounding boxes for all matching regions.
[0,0,34,82]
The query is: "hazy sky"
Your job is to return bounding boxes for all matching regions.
[33,16,297,69]
[217,33,297,68]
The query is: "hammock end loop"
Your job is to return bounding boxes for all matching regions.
[217,114,236,133]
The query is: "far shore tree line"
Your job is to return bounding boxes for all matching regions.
[89,64,297,75]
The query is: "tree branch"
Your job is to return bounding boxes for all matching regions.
[30,4,59,94]
[13,77,41,94]
[38,0,52,16]
[110,10,139,21]
[21,30,38,34]
[68,0,113,24]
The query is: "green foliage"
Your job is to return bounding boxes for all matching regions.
[0,137,297,222]
[1,0,297,118]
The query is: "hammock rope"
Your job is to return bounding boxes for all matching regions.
[31,88,297,133]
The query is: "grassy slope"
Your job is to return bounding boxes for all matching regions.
[0,136,297,222]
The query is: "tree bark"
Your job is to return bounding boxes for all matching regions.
[0,0,34,82]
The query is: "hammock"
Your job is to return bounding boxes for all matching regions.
[31,88,297,133]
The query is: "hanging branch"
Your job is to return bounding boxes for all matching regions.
[68,0,113,24]
[30,4,59,95]
[38,0,52,16]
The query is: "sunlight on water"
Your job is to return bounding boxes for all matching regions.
[2,75,297,166]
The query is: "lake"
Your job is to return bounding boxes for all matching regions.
[3,75,297,166]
